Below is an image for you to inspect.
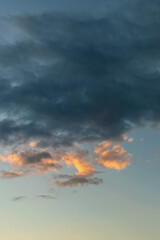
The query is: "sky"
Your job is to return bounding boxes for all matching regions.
[0,0,160,239]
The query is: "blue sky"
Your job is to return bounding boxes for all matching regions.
[0,0,160,239]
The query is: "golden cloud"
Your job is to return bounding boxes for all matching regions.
[94,141,131,170]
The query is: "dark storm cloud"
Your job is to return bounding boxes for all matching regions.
[0,0,160,148]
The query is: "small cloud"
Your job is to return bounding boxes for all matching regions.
[36,195,55,200]
[54,174,102,187]
[63,149,95,176]
[123,135,128,141]
[94,141,131,170]
[12,196,26,201]
[128,137,134,143]
[0,170,27,179]
[29,142,37,147]
[140,138,144,142]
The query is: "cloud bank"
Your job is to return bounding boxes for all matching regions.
[0,0,159,186]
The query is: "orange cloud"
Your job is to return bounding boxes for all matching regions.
[94,141,131,170]
[63,149,94,176]
[128,137,134,143]
[0,148,94,176]
[0,140,132,186]
[123,135,128,141]
[28,141,37,147]
[0,150,61,173]
[0,153,21,166]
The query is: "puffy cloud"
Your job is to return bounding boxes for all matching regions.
[0,139,132,186]
[128,137,134,143]
[94,141,131,170]
[62,149,95,176]
[123,136,128,141]
[36,195,55,200]
[0,147,95,176]
[28,141,37,147]
[0,150,62,173]
[0,1,159,148]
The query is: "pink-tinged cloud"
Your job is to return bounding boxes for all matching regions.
[128,137,134,143]
[94,141,131,170]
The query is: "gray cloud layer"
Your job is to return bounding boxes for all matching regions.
[0,0,159,148]
[0,0,160,187]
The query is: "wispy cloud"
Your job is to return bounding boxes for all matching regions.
[0,170,27,179]
[36,195,55,200]
[54,174,102,187]
[12,196,26,201]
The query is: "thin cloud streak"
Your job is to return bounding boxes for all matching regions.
[0,170,27,179]
[12,196,26,201]
[54,174,103,187]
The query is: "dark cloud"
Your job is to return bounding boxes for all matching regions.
[54,174,103,187]
[0,0,159,187]
[0,150,62,173]
[20,151,52,164]
[0,1,159,148]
